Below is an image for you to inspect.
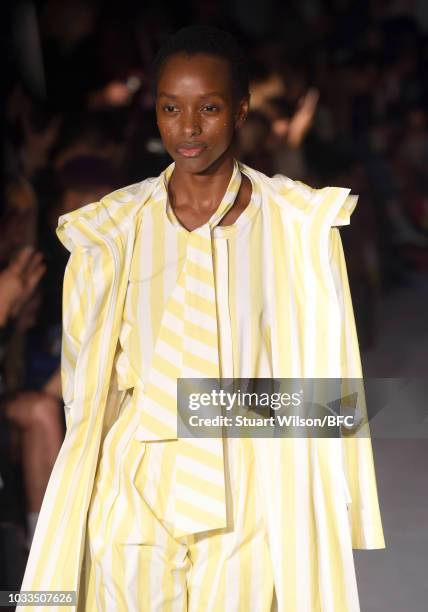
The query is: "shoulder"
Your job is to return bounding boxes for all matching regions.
[239,161,358,227]
[55,171,166,251]
[59,175,161,228]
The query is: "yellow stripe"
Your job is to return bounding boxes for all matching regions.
[175,498,224,524]
[269,199,295,375]
[158,324,183,352]
[176,468,226,501]
[152,353,181,378]
[183,350,218,376]
[227,234,239,375]
[310,187,338,227]
[166,296,184,318]
[178,439,226,470]
[185,291,217,315]
[145,382,176,412]
[138,410,177,439]
[184,321,218,348]
[186,260,213,285]
[177,272,186,288]
[150,203,166,348]
[188,233,212,252]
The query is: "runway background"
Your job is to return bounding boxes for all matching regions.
[1,1,428,610]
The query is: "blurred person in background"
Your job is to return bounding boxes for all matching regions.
[34,154,121,370]
[0,245,49,585]
[264,90,319,180]
[236,109,274,175]
[48,111,125,171]
[0,154,119,563]
[236,89,319,181]
[0,176,38,263]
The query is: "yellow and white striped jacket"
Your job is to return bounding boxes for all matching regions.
[18,160,385,611]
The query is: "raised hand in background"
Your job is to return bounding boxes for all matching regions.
[287,88,320,149]
[0,246,46,326]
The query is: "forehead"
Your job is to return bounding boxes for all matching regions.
[157,52,233,96]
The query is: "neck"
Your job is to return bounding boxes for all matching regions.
[168,153,235,213]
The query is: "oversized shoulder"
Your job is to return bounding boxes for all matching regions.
[55,174,162,252]
[240,162,358,228]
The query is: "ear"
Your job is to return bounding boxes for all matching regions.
[234,94,250,129]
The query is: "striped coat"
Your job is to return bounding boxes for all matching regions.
[18,161,385,611]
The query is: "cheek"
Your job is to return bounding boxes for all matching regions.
[208,117,233,136]
[158,122,176,139]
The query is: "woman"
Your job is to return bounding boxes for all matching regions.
[18,26,385,611]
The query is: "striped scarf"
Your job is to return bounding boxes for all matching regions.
[136,159,243,536]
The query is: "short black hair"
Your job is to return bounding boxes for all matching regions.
[151,25,249,101]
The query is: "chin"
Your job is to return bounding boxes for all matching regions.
[173,150,232,175]
[174,155,212,174]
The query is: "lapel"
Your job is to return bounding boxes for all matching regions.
[238,164,357,378]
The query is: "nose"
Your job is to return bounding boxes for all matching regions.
[182,110,202,137]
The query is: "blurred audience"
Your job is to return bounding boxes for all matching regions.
[2,0,428,590]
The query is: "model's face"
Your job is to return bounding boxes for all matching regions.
[156,52,249,173]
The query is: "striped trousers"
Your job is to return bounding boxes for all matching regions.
[82,390,276,611]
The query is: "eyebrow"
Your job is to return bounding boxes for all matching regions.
[158,91,224,98]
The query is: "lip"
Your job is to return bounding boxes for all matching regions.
[176,143,207,158]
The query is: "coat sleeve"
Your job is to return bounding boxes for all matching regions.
[59,244,93,430]
[16,244,99,608]
[329,227,386,549]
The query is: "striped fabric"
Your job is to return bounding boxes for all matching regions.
[17,160,385,612]
[135,160,243,536]
[84,396,276,611]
